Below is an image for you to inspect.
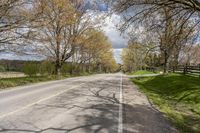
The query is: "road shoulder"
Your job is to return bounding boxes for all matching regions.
[122,76,178,133]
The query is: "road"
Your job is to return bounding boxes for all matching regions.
[0,73,177,133]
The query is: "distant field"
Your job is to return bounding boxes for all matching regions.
[132,74,200,132]
[0,72,26,78]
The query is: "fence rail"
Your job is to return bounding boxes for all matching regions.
[170,64,200,78]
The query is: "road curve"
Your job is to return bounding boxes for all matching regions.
[0,73,177,133]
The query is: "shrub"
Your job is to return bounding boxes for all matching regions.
[40,61,55,75]
[61,63,71,75]
[23,63,39,77]
[0,65,5,72]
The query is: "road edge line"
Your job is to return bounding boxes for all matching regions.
[118,73,123,133]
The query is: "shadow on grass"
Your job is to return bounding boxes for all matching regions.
[133,74,200,103]
[132,74,200,132]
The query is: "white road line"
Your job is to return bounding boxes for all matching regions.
[118,73,123,133]
[0,83,85,119]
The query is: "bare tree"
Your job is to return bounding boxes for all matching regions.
[114,0,200,31]
[0,0,29,51]
[26,0,99,75]
[113,0,199,73]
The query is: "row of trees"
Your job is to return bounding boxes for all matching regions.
[115,0,200,73]
[0,0,118,75]
[121,41,161,72]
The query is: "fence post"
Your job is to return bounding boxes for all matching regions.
[186,64,188,74]
[183,65,186,74]
[199,64,200,78]
[183,64,187,75]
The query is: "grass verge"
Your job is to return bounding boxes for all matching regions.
[128,70,157,75]
[131,74,200,133]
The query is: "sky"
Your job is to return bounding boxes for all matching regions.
[102,13,128,63]
[0,0,128,63]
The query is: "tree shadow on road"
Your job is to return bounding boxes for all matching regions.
[0,103,177,133]
[0,79,177,133]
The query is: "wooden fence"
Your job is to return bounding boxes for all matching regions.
[170,64,200,78]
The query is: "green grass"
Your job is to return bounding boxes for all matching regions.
[132,74,200,133]
[0,76,65,89]
[128,70,157,75]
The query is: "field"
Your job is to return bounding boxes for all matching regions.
[0,72,26,78]
[132,74,200,132]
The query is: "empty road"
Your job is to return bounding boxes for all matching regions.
[0,73,177,133]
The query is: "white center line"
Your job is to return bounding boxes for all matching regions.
[118,73,123,133]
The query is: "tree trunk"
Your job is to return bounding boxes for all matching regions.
[163,50,169,74]
[55,59,61,75]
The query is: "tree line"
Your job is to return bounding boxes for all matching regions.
[0,0,118,75]
[113,0,200,73]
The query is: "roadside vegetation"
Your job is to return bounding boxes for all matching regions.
[0,72,92,90]
[132,74,200,132]
[0,60,106,89]
[0,0,118,82]
[128,70,157,75]
[0,76,61,89]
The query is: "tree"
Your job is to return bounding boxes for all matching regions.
[156,7,197,72]
[114,0,200,31]
[114,0,199,73]
[122,41,147,72]
[73,29,118,73]
[0,0,28,51]
[27,0,98,75]
[98,51,118,73]
[179,44,200,65]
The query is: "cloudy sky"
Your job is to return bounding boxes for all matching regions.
[102,13,128,63]
[87,0,129,63]
[0,0,128,63]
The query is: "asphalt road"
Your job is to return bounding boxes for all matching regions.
[0,73,177,133]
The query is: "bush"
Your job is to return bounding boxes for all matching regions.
[40,61,55,75]
[61,63,71,75]
[23,63,39,77]
[0,65,5,72]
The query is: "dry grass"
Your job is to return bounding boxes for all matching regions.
[0,72,26,79]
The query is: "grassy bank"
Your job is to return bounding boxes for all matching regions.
[0,73,94,90]
[132,74,200,132]
[128,70,157,75]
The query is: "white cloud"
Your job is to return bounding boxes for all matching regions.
[0,52,45,61]
[102,14,128,49]
[113,48,123,63]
